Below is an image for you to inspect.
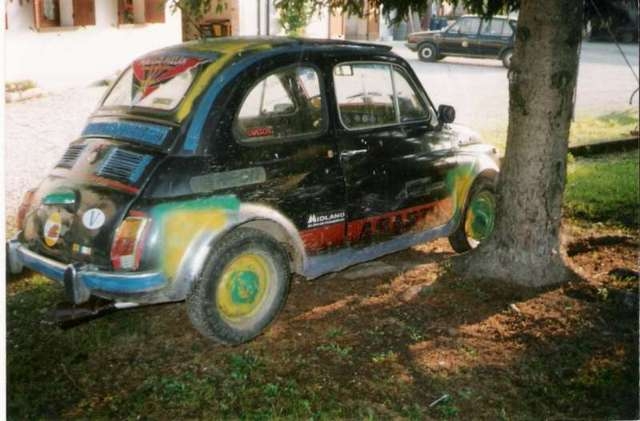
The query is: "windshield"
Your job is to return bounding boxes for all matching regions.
[102,55,212,111]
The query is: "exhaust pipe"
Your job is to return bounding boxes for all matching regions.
[52,297,139,329]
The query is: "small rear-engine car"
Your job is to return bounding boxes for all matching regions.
[8,37,499,344]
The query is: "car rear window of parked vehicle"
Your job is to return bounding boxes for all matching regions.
[103,55,212,111]
[480,19,513,37]
[236,66,324,142]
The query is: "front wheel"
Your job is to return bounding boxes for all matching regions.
[418,43,438,62]
[449,178,497,253]
[187,228,290,345]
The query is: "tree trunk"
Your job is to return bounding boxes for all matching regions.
[459,0,584,286]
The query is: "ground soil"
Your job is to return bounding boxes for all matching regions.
[7,221,638,419]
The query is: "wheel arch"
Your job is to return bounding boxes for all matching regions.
[418,41,439,53]
[171,204,307,300]
[499,46,513,58]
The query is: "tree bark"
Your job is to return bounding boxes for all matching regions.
[458,0,584,286]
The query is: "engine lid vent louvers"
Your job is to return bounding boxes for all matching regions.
[96,148,152,184]
[56,144,86,169]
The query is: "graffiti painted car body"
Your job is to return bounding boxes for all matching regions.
[8,37,499,343]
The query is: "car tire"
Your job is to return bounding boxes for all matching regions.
[448,177,497,253]
[187,227,291,345]
[418,43,438,62]
[501,49,513,68]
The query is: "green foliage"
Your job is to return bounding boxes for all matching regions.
[275,0,312,35]
[168,0,227,38]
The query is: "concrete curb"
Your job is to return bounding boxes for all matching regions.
[5,87,46,103]
[568,137,639,157]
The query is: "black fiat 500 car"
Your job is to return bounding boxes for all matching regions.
[8,38,499,344]
[406,15,517,67]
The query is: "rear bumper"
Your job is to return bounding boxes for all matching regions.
[7,238,166,303]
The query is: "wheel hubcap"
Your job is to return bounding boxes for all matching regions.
[464,190,496,247]
[216,253,271,321]
[422,48,433,58]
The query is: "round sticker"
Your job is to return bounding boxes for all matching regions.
[82,208,106,230]
[43,212,62,247]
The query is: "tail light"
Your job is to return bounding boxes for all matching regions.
[111,215,150,271]
[17,189,36,230]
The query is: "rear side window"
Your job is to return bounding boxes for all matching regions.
[334,63,429,129]
[480,19,512,37]
[236,66,324,141]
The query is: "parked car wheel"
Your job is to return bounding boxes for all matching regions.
[418,43,438,62]
[449,178,497,253]
[187,228,290,345]
[501,49,513,68]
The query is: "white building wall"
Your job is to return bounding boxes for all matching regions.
[304,9,329,38]
[5,1,182,89]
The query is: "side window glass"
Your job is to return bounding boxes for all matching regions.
[334,63,396,129]
[502,22,514,37]
[236,66,324,141]
[459,18,480,35]
[481,19,506,36]
[392,69,428,122]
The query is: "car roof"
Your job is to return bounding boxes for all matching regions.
[460,14,517,21]
[144,36,393,61]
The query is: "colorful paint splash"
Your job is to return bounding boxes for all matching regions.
[149,195,240,278]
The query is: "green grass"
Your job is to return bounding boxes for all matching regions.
[564,151,639,226]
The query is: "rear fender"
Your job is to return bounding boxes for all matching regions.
[170,203,307,300]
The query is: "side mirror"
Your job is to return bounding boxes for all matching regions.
[438,104,456,124]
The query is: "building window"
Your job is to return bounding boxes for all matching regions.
[33,0,96,28]
[118,0,166,25]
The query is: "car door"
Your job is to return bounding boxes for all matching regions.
[333,62,403,245]
[220,63,347,255]
[477,18,515,57]
[333,62,456,247]
[439,16,482,56]
[384,67,457,229]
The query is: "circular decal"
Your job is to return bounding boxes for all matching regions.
[82,208,106,230]
[43,212,62,247]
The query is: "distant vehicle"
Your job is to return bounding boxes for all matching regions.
[406,15,517,68]
[7,38,499,344]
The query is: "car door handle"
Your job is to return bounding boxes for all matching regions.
[340,149,368,159]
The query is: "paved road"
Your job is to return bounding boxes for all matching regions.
[5,42,639,215]
[390,41,639,131]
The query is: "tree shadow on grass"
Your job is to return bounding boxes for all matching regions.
[6,242,639,419]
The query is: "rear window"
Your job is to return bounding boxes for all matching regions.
[102,55,213,111]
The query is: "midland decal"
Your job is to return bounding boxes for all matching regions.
[307,211,346,228]
[132,55,206,103]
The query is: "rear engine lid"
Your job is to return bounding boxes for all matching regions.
[20,137,163,268]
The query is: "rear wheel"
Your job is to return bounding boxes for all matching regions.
[187,228,290,345]
[418,43,438,62]
[449,178,497,253]
[501,49,513,68]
